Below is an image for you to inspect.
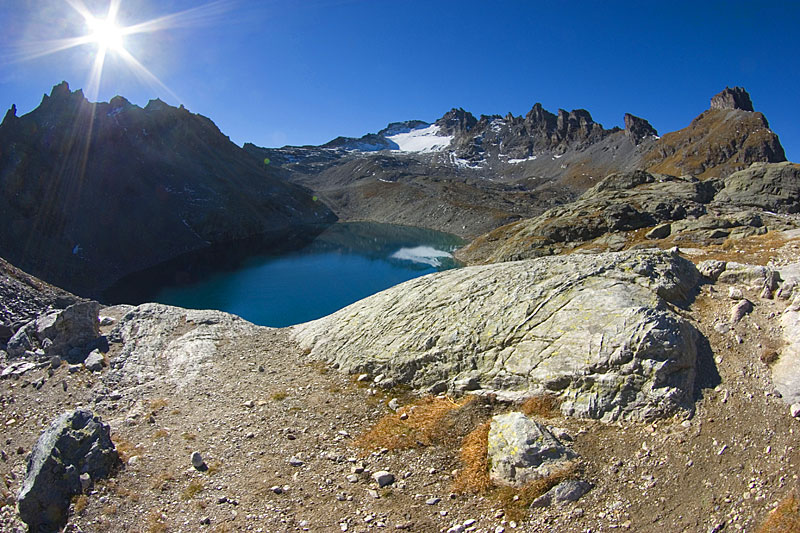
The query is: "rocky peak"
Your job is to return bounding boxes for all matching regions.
[1,104,17,127]
[435,108,477,135]
[624,113,658,144]
[710,86,754,112]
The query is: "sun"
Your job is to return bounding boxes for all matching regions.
[86,15,125,53]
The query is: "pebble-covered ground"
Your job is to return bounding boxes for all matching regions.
[2,235,800,532]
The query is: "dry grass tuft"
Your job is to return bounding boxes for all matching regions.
[452,421,491,493]
[355,396,474,451]
[112,434,141,463]
[271,391,288,401]
[147,510,168,533]
[759,492,800,533]
[520,394,562,419]
[181,478,204,500]
[72,494,89,514]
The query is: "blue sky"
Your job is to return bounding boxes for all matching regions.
[1,0,798,160]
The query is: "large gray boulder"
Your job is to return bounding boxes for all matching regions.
[488,412,576,487]
[17,409,118,533]
[6,301,100,361]
[294,249,701,421]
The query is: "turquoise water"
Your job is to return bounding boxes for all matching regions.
[104,222,463,327]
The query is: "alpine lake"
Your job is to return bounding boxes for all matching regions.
[103,222,464,327]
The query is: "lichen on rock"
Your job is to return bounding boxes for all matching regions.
[294,249,701,421]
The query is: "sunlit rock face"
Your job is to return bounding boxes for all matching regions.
[294,249,701,422]
[0,82,335,296]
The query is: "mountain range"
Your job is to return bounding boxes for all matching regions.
[0,83,788,296]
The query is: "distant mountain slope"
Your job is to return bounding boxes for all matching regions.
[245,87,785,237]
[0,82,335,296]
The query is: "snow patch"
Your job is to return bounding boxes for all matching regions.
[390,246,453,267]
[507,155,538,164]
[386,124,453,153]
[449,153,484,169]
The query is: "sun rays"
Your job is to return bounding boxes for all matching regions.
[7,0,233,103]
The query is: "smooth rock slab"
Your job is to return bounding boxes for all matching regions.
[294,250,700,421]
[775,295,800,405]
[17,409,118,533]
[488,412,576,487]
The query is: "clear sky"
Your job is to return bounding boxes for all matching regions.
[1,0,798,161]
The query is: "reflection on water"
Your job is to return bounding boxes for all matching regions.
[104,222,463,327]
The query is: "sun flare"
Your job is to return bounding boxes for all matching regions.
[86,16,125,53]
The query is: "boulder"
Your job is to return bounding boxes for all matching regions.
[34,301,100,360]
[84,350,105,372]
[530,479,593,507]
[774,295,800,405]
[487,412,576,487]
[17,409,118,533]
[294,249,701,421]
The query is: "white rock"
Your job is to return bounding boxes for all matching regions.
[790,403,800,418]
[190,451,204,469]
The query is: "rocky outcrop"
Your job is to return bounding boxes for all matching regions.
[106,303,262,392]
[0,257,80,343]
[17,409,118,533]
[7,301,100,361]
[457,164,800,265]
[294,249,700,421]
[624,113,658,144]
[644,88,784,178]
[0,82,335,296]
[710,86,754,112]
[712,162,800,214]
[488,412,576,487]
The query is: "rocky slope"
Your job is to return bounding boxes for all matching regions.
[457,162,800,264]
[2,231,800,531]
[0,82,336,297]
[245,87,785,238]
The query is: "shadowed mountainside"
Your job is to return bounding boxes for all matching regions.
[0,82,335,296]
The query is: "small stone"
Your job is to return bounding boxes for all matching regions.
[426,497,441,505]
[191,451,205,470]
[399,413,408,420]
[99,316,115,327]
[200,516,211,526]
[447,525,465,533]
[730,299,753,323]
[243,400,254,409]
[790,404,800,418]
[50,356,62,369]
[495,527,506,533]
[346,474,359,483]
[270,485,283,494]
[728,287,744,300]
[356,374,369,382]
[373,470,394,487]
[84,350,105,372]
[289,456,304,467]
[367,489,380,499]
[388,398,400,411]
[68,364,81,373]
[463,519,477,527]
[79,473,91,492]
